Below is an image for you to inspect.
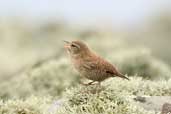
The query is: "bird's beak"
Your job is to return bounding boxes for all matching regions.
[63,40,71,44]
[63,40,71,49]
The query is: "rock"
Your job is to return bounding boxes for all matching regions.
[133,96,146,103]
[161,103,171,114]
[132,96,171,112]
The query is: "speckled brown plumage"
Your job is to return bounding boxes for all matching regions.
[64,40,129,85]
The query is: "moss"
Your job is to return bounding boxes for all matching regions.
[1,76,170,114]
[105,77,171,96]
[0,58,80,100]
[55,77,171,114]
[109,48,171,80]
[56,81,162,114]
[0,96,52,114]
[27,58,80,97]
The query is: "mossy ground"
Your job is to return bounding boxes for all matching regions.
[1,77,171,114]
[0,19,171,114]
[0,47,171,114]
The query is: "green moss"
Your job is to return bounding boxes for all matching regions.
[109,48,171,80]
[0,96,52,114]
[1,76,170,114]
[56,81,162,114]
[55,77,171,114]
[28,58,79,97]
[105,77,171,96]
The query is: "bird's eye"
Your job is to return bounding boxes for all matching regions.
[71,44,80,49]
[71,44,77,47]
[71,43,80,49]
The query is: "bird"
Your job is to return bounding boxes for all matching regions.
[64,40,129,85]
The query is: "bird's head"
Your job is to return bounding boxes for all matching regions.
[64,40,91,57]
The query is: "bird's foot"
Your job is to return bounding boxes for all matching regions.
[80,81,101,86]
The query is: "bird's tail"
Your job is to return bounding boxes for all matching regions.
[117,73,130,80]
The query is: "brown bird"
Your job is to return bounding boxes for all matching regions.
[64,40,129,85]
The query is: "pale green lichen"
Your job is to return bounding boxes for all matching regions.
[109,48,171,80]
[0,37,171,114]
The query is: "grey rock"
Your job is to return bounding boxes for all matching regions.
[132,96,171,112]
[161,103,171,114]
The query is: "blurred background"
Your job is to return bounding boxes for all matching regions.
[0,0,171,87]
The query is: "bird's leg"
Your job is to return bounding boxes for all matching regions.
[97,82,101,86]
[80,80,96,86]
[87,80,96,85]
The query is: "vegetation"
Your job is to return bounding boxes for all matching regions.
[0,14,171,114]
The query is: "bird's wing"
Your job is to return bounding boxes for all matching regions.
[83,56,130,80]
[82,56,114,72]
[82,61,97,70]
